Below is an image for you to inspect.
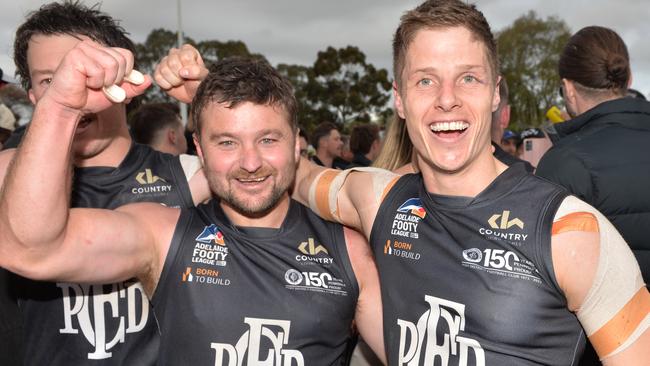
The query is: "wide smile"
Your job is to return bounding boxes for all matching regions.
[428,120,469,141]
[233,175,271,191]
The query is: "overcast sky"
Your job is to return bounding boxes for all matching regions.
[2,0,650,96]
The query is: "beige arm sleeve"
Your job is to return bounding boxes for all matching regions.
[553,196,649,359]
[307,167,399,223]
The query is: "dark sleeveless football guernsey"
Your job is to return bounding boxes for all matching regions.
[16,143,195,365]
[152,199,359,365]
[370,164,586,365]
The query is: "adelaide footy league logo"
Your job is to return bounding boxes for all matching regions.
[397,198,426,219]
[196,224,225,245]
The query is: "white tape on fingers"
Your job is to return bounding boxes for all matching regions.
[124,70,144,85]
[102,70,144,103]
[102,85,126,103]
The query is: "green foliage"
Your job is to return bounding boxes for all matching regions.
[308,46,392,128]
[497,11,571,130]
[134,29,392,132]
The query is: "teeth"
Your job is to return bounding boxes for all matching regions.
[430,121,469,132]
[238,177,266,182]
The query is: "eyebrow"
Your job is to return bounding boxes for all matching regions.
[30,69,55,78]
[207,128,285,141]
[411,64,486,74]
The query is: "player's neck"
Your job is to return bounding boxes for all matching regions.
[73,133,133,168]
[221,194,291,229]
[420,150,508,198]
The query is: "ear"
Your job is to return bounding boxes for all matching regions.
[28,89,36,105]
[393,81,406,119]
[294,129,301,162]
[562,79,577,103]
[193,132,205,166]
[500,104,511,129]
[491,76,502,113]
[167,128,177,145]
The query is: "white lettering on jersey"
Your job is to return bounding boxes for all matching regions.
[57,281,149,360]
[211,317,305,366]
[397,295,484,366]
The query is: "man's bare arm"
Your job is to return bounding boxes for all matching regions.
[344,227,386,364]
[0,40,168,292]
[551,196,649,365]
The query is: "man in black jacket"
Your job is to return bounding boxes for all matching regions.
[537,26,650,285]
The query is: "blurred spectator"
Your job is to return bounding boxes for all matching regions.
[0,67,12,88]
[491,77,534,172]
[0,82,34,150]
[129,102,187,155]
[311,121,348,169]
[500,130,519,156]
[298,129,311,158]
[340,134,353,163]
[349,123,381,167]
[537,26,650,288]
[0,103,16,149]
[516,127,552,168]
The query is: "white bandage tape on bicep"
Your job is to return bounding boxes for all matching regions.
[554,196,649,358]
[179,154,202,182]
[307,167,399,223]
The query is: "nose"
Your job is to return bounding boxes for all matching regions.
[436,81,460,112]
[239,144,263,173]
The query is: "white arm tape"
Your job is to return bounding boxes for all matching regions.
[555,196,648,357]
[307,167,399,223]
[179,154,202,182]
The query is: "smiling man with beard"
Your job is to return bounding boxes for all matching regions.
[0,45,385,365]
[0,2,210,365]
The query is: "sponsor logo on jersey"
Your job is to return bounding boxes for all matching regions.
[196,224,226,245]
[383,239,421,261]
[131,168,173,195]
[478,210,528,245]
[57,280,149,360]
[461,247,541,284]
[211,317,305,366]
[181,266,230,286]
[192,224,229,266]
[283,268,348,296]
[397,295,484,365]
[295,237,334,265]
[397,198,427,219]
[391,198,425,239]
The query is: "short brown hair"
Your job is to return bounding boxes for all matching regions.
[350,124,380,155]
[393,0,498,87]
[559,26,629,94]
[311,122,339,150]
[191,57,298,135]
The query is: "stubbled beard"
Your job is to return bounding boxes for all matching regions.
[207,166,295,218]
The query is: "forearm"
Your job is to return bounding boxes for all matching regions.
[0,97,79,258]
[293,157,327,206]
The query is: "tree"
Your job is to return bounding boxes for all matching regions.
[134,29,263,103]
[497,11,571,130]
[307,46,392,127]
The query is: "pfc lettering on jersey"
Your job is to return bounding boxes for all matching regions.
[210,317,305,366]
[57,281,149,360]
[397,295,485,366]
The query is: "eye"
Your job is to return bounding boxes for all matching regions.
[218,140,236,148]
[260,137,278,145]
[461,75,479,84]
[40,77,53,86]
[417,78,433,87]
